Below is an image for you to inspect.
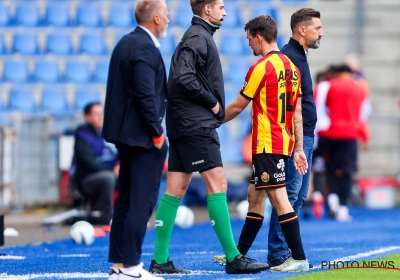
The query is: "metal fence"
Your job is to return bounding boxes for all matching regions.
[0,126,17,213]
[0,113,80,213]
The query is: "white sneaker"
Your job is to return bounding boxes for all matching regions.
[119,263,165,280]
[270,257,309,272]
[213,255,226,265]
[108,267,119,280]
[336,205,352,222]
[328,193,340,216]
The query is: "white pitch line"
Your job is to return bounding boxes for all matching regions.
[0,273,108,279]
[0,256,25,260]
[314,246,400,269]
[59,254,90,258]
[311,247,343,251]
[0,270,226,279]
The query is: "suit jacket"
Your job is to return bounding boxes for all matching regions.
[102,27,167,149]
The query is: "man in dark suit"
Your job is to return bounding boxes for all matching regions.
[102,0,169,279]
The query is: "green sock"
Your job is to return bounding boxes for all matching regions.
[207,193,240,263]
[153,194,181,264]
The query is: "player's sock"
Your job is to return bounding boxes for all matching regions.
[237,212,264,255]
[207,193,240,263]
[153,194,181,264]
[278,212,306,260]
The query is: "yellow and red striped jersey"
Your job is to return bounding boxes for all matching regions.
[240,51,301,156]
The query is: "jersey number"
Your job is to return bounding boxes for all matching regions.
[279,92,294,123]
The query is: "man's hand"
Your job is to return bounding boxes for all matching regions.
[293,150,308,175]
[361,141,369,151]
[152,134,165,150]
[211,102,220,114]
[113,164,120,177]
[154,140,164,150]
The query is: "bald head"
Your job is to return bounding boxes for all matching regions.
[135,0,166,25]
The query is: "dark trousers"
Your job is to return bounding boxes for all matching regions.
[326,172,353,205]
[82,170,116,215]
[108,143,167,265]
[322,137,357,206]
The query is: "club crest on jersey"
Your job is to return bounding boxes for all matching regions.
[261,172,270,183]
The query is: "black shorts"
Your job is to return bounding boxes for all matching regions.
[168,128,223,173]
[250,153,288,190]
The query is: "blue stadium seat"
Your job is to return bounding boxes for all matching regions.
[80,32,107,55]
[219,33,248,56]
[227,61,251,84]
[76,4,102,27]
[35,60,60,83]
[175,6,193,29]
[46,3,70,26]
[41,87,72,114]
[0,3,11,26]
[9,87,37,113]
[94,60,109,83]
[109,3,135,27]
[114,30,130,47]
[0,35,7,54]
[15,3,41,26]
[164,59,171,79]
[225,83,252,139]
[3,60,30,83]
[249,6,278,24]
[74,87,101,110]
[277,35,285,49]
[220,137,244,164]
[13,33,40,55]
[0,94,10,124]
[159,35,176,56]
[223,6,242,28]
[65,60,91,83]
[281,0,308,3]
[46,33,73,55]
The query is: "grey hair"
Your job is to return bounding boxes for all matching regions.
[135,0,166,24]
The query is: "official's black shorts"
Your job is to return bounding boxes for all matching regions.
[168,128,223,173]
[250,153,288,190]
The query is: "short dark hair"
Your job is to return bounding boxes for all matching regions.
[335,64,353,74]
[244,15,277,43]
[84,102,101,116]
[191,0,216,16]
[290,8,321,32]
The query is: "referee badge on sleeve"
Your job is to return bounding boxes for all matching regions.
[261,172,270,183]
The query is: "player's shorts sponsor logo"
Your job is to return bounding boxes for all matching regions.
[261,172,270,183]
[274,172,285,182]
[277,159,285,171]
[192,159,204,165]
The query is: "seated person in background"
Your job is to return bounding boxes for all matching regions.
[72,102,119,224]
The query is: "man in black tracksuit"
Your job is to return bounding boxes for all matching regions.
[73,103,119,224]
[150,0,269,275]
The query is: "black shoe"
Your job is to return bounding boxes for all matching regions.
[268,253,313,269]
[149,259,190,274]
[226,254,270,274]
